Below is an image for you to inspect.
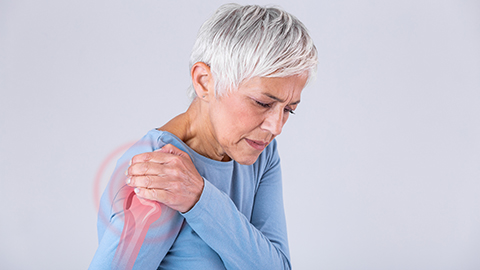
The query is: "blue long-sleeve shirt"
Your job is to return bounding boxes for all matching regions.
[89,129,291,269]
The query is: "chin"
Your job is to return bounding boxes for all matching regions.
[232,152,262,165]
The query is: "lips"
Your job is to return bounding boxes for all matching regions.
[245,139,268,151]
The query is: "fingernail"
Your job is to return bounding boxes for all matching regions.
[126,178,131,184]
[125,169,128,176]
[134,188,140,194]
[129,159,132,166]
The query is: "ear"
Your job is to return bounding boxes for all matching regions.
[191,62,214,101]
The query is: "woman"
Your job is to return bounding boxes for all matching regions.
[90,3,317,269]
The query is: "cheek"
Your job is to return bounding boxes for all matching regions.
[218,98,261,128]
[227,109,263,136]
[235,107,265,131]
[210,99,246,138]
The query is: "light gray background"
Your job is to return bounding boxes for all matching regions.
[1,0,479,269]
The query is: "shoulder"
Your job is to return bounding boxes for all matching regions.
[115,129,175,166]
[139,128,185,150]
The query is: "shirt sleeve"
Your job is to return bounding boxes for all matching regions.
[89,134,185,270]
[181,145,291,270]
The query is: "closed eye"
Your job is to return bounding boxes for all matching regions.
[285,108,296,115]
[256,100,296,115]
[255,100,272,108]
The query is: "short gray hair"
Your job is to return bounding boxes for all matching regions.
[188,3,318,99]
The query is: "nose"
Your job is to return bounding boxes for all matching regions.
[261,110,285,136]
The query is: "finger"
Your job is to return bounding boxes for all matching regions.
[159,144,190,159]
[127,162,164,176]
[134,187,172,207]
[127,175,168,189]
[130,144,188,165]
[130,150,168,165]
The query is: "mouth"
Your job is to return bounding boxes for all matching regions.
[245,138,268,151]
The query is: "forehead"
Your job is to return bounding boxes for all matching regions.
[238,75,307,99]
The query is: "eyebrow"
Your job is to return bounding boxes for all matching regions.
[263,93,301,105]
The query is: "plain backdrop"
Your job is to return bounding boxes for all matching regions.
[1,0,479,269]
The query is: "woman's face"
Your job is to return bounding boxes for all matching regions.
[208,75,307,165]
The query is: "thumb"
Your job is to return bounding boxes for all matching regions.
[156,144,190,158]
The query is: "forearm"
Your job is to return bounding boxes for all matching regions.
[182,180,291,270]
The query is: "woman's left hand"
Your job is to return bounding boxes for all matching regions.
[126,144,204,213]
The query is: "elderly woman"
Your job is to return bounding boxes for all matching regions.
[90,3,317,270]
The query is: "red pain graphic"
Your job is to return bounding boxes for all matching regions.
[93,141,179,269]
[112,188,162,269]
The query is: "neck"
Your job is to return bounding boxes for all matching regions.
[158,98,230,162]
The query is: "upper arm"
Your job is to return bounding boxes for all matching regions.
[90,134,185,269]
